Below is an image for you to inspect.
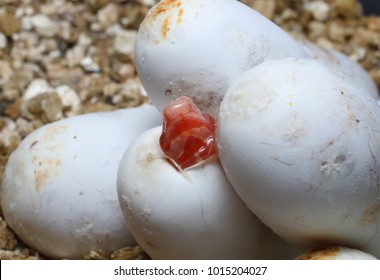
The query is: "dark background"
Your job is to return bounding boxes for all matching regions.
[360,0,380,15]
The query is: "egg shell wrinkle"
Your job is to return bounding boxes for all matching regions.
[117,126,300,260]
[1,105,161,259]
[135,0,307,118]
[218,58,380,258]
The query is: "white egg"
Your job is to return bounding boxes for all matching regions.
[135,0,378,118]
[1,105,161,259]
[299,40,379,99]
[135,0,307,117]
[218,58,380,258]
[296,246,377,260]
[117,126,300,260]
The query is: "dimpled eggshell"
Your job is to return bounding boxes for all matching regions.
[117,126,300,260]
[1,105,161,259]
[135,0,307,117]
[218,58,380,258]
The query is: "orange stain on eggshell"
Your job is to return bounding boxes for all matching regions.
[162,16,171,39]
[147,0,182,20]
[177,8,184,25]
[30,125,67,191]
[33,156,62,191]
[143,0,185,41]
[296,246,340,260]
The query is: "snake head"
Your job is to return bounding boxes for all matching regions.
[159,96,218,170]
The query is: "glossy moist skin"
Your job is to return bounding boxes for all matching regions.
[159,96,217,170]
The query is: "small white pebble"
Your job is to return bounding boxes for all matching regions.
[15,118,35,138]
[31,14,59,37]
[137,0,156,6]
[56,85,82,116]
[349,47,367,62]
[0,118,21,151]
[0,60,13,79]
[0,32,7,49]
[77,33,92,47]
[20,16,33,31]
[25,6,34,16]
[66,46,86,68]
[97,3,119,28]
[103,83,120,97]
[114,29,137,55]
[304,1,330,22]
[80,56,101,73]
[23,79,54,100]
[108,25,137,56]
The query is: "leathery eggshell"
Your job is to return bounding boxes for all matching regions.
[1,105,161,259]
[117,126,300,260]
[299,40,379,99]
[218,58,380,258]
[135,0,307,117]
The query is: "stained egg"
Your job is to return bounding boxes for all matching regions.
[136,0,377,119]
[218,58,380,258]
[135,0,307,117]
[159,96,217,170]
[1,105,161,259]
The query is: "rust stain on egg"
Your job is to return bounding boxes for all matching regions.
[143,0,184,41]
[296,246,340,260]
[30,124,68,191]
[34,168,50,192]
[162,16,171,40]
[33,156,62,191]
[145,0,182,22]
[177,8,184,25]
[358,203,380,226]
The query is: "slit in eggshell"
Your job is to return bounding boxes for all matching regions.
[159,96,218,170]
